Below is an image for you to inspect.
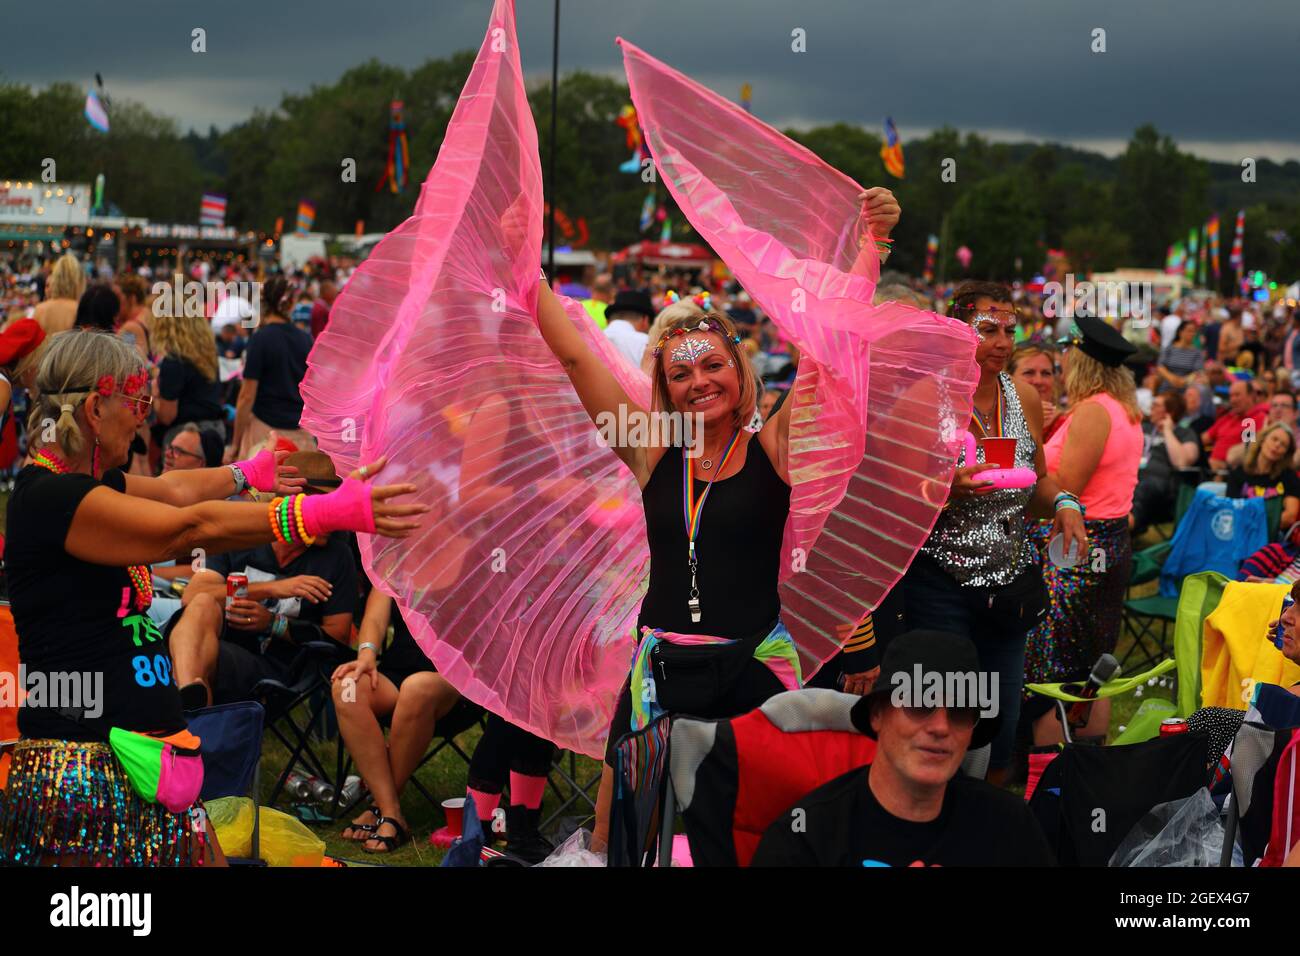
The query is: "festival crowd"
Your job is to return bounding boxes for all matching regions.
[0,198,1298,869]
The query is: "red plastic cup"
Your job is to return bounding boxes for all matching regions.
[980,437,1017,469]
[442,797,466,837]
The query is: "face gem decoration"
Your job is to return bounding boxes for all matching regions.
[670,336,716,365]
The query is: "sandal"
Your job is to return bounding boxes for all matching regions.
[363,817,410,854]
[341,806,381,841]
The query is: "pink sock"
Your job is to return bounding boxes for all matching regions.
[509,772,546,810]
[467,788,500,822]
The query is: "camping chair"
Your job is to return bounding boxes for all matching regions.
[1218,718,1300,866]
[1149,474,1201,542]
[186,701,266,864]
[608,713,673,867]
[1027,731,1208,866]
[662,689,877,867]
[1121,495,1280,672]
[0,602,16,790]
[1025,658,1175,745]
[542,750,603,833]
[1169,571,1229,715]
[255,639,355,812]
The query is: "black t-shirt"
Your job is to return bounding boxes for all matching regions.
[207,534,359,663]
[1225,465,1300,501]
[1139,420,1198,484]
[377,608,435,677]
[243,320,313,429]
[751,765,1054,867]
[158,355,223,425]
[6,466,185,741]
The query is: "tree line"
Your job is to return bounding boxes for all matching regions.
[3,58,1298,285]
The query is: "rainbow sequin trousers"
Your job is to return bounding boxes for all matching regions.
[0,739,204,867]
[1023,516,1133,688]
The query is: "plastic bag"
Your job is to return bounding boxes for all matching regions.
[205,796,254,859]
[1109,789,1225,867]
[535,828,606,867]
[259,806,326,867]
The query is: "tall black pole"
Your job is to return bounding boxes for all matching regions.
[545,0,560,281]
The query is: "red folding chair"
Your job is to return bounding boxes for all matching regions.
[663,689,876,867]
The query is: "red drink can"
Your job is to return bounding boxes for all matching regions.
[1159,718,1189,736]
[226,573,249,608]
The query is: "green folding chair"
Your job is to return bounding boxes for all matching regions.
[1170,570,1229,717]
[1025,659,1176,744]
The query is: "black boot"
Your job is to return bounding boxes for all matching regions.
[504,804,553,865]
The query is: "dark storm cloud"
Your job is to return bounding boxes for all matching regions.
[6,0,1299,159]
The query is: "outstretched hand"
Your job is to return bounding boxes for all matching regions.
[350,455,428,538]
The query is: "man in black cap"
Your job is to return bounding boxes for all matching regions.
[603,289,654,366]
[751,631,1054,866]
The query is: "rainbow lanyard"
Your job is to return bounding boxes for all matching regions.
[971,385,1004,439]
[682,428,742,623]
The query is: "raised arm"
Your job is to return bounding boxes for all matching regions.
[124,442,304,507]
[536,281,649,483]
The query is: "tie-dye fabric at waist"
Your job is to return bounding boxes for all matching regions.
[629,619,803,732]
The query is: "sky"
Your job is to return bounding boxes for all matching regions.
[7,0,1300,163]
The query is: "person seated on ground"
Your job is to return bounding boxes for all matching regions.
[1130,391,1201,535]
[1224,423,1300,531]
[751,631,1054,867]
[331,585,482,854]
[1203,379,1267,474]
[166,451,360,709]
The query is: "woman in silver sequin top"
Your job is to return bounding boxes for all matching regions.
[900,281,1086,787]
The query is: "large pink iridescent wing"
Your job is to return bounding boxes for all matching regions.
[300,0,645,757]
[620,38,979,676]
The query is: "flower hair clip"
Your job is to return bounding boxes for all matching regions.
[663,290,681,305]
[693,292,712,312]
[121,370,149,397]
[95,374,115,398]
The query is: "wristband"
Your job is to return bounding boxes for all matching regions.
[299,477,377,536]
[234,448,280,493]
[358,642,381,656]
[272,614,289,638]
[228,463,248,495]
[1054,498,1084,516]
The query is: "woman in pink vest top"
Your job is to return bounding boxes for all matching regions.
[1025,316,1144,745]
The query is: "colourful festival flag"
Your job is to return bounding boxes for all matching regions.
[84,89,110,133]
[1197,224,1207,287]
[1165,242,1186,275]
[296,200,316,235]
[376,100,411,194]
[1184,228,1198,281]
[660,216,672,243]
[199,192,227,228]
[1230,209,1246,281]
[880,117,905,179]
[1207,214,1221,280]
[639,190,655,233]
[923,234,939,284]
[740,83,752,113]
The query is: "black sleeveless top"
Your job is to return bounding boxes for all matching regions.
[638,439,791,639]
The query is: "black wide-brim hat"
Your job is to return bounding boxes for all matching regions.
[848,629,1002,751]
[605,289,655,321]
[1057,315,1138,368]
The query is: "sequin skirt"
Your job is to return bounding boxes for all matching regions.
[1023,517,1133,688]
[0,739,203,867]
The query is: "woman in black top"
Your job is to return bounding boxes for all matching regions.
[152,310,224,440]
[1225,422,1300,529]
[535,186,877,845]
[0,331,425,866]
[231,275,316,458]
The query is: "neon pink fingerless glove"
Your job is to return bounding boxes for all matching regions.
[235,449,280,493]
[300,478,376,536]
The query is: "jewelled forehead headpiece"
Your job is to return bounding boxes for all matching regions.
[650,317,743,358]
